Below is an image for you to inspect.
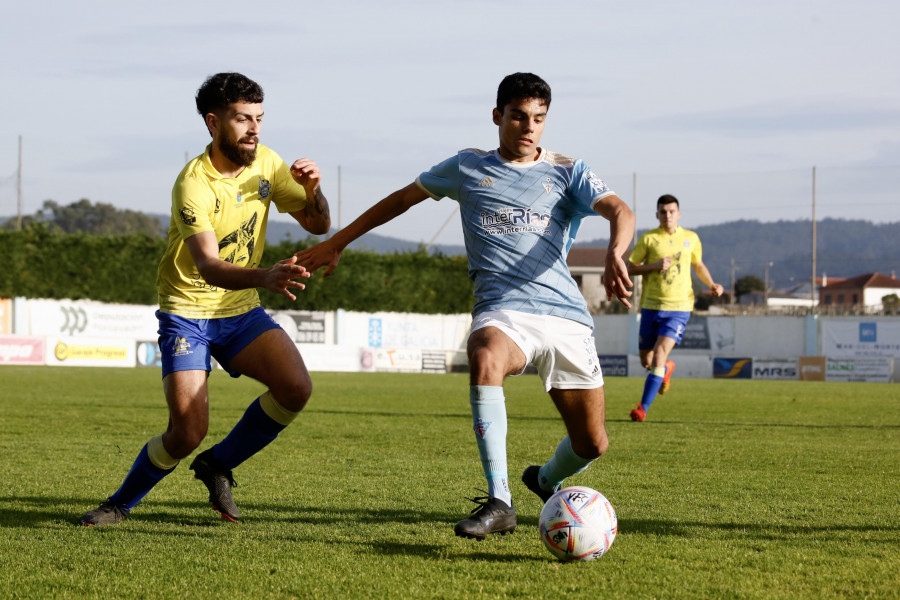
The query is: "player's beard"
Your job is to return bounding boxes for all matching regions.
[218,134,258,167]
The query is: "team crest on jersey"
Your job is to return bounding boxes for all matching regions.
[474,418,492,439]
[214,198,221,214]
[259,178,271,199]
[173,337,192,357]
[180,207,196,225]
[236,192,243,204]
[543,176,553,194]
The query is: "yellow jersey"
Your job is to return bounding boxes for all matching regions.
[629,226,703,311]
[157,144,308,318]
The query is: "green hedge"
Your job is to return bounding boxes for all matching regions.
[0,226,474,315]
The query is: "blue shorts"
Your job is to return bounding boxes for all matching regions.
[156,307,281,378]
[638,309,691,351]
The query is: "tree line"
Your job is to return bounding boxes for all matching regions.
[0,224,474,314]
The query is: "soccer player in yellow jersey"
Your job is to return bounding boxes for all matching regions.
[80,72,331,526]
[627,195,722,422]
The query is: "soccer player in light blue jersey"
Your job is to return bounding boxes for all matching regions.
[296,73,635,540]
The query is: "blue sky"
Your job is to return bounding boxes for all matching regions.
[2,0,898,245]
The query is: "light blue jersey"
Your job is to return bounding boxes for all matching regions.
[416,148,615,328]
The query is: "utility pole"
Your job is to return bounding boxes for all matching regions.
[16,135,23,231]
[631,172,640,314]
[811,166,817,312]
[337,164,342,232]
[764,261,774,307]
[730,258,736,306]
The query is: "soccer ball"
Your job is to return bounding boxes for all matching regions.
[539,486,617,562]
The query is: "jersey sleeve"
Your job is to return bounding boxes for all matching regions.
[570,160,615,215]
[171,174,216,240]
[268,149,308,214]
[628,233,648,264]
[691,232,703,265]
[415,155,461,200]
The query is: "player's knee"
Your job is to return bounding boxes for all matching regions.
[573,432,609,460]
[164,426,207,460]
[468,346,506,382]
[272,377,312,413]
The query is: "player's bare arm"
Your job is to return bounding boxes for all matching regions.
[289,158,331,235]
[295,182,430,277]
[694,260,724,296]
[628,256,673,276]
[593,193,635,307]
[184,231,311,300]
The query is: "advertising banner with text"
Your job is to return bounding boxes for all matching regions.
[27,300,158,339]
[45,336,135,368]
[0,335,44,365]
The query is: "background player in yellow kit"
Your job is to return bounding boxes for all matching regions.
[627,194,723,422]
[81,72,331,525]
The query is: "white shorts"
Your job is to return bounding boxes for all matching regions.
[470,310,604,392]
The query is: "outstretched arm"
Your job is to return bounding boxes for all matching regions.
[185,231,311,301]
[593,194,635,307]
[294,182,430,277]
[288,158,332,235]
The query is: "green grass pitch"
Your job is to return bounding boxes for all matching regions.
[0,366,897,599]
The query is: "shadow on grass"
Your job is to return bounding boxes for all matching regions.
[5,495,897,539]
[0,495,548,563]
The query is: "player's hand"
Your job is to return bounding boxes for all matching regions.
[263,256,312,301]
[656,256,673,272]
[710,283,724,297]
[604,251,633,308]
[290,158,322,197]
[294,241,343,278]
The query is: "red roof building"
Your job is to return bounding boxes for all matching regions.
[819,273,900,308]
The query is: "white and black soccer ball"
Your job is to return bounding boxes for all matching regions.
[538,486,617,562]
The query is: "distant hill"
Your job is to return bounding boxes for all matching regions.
[8,209,895,290]
[576,218,900,291]
[150,214,467,256]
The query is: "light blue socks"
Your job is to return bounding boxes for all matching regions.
[538,436,596,493]
[469,385,511,506]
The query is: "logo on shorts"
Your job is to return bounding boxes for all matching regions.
[474,418,492,438]
[173,337,192,357]
[180,207,196,225]
[584,336,600,375]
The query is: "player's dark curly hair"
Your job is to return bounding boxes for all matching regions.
[657,194,680,209]
[195,72,264,118]
[496,73,551,113]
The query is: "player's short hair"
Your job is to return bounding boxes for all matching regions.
[496,73,551,113]
[657,194,680,209]
[195,72,264,118]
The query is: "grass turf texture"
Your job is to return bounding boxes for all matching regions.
[0,366,897,599]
